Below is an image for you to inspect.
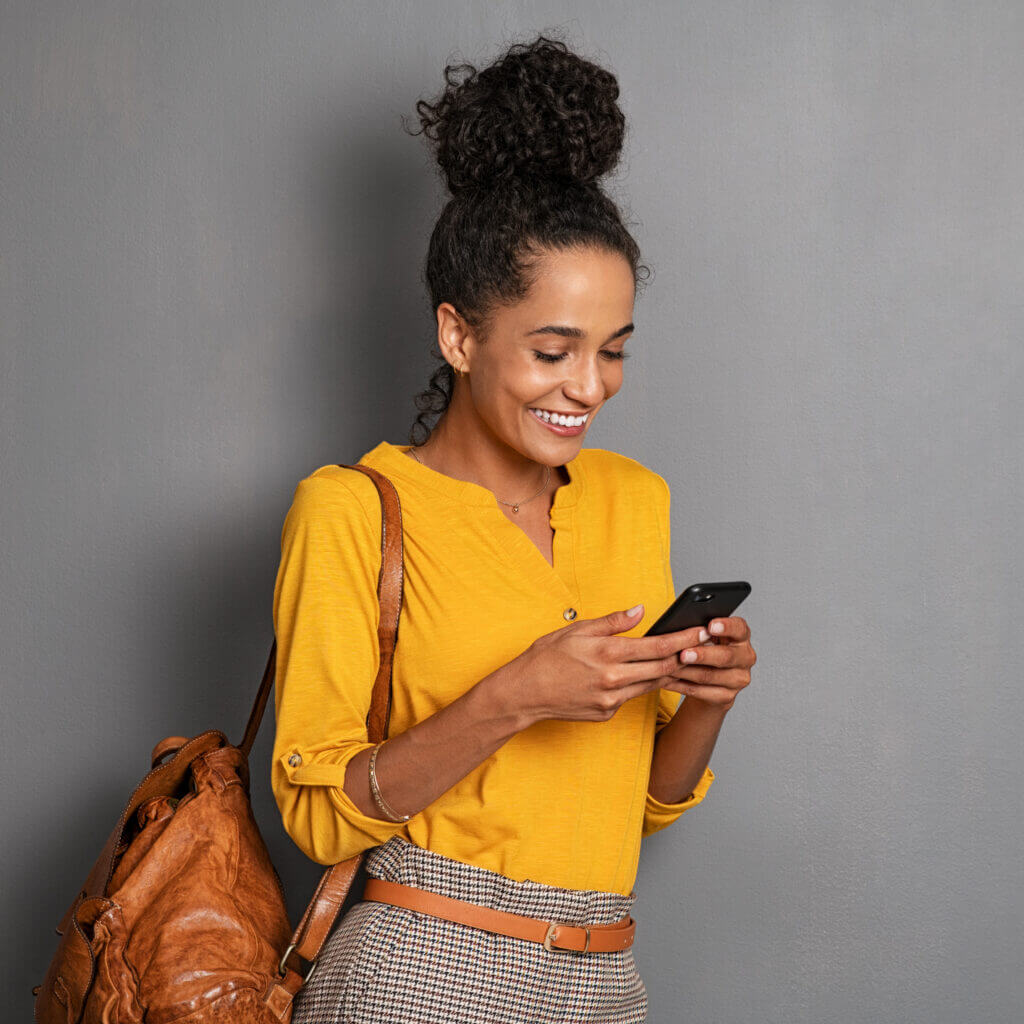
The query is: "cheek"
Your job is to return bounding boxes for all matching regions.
[512,364,559,400]
[602,366,625,397]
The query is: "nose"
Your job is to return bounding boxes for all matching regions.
[562,355,607,408]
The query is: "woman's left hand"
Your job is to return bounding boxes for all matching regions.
[662,616,756,711]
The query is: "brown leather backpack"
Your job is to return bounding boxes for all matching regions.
[33,464,405,1023]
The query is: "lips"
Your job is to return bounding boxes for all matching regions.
[528,407,587,436]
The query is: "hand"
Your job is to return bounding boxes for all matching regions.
[500,604,719,726]
[659,616,756,711]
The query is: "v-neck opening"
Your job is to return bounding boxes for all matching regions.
[487,489,579,597]
[362,441,586,598]
[485,462,583,596]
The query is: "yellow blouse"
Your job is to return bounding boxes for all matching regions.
[271,440,715,896]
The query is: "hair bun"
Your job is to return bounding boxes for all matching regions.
[410,35,626,194]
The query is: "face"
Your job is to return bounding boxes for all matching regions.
[437,246,635,464]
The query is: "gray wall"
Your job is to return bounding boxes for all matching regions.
[3,3,1021,1021]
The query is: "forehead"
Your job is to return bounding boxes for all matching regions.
[504,247,635,328]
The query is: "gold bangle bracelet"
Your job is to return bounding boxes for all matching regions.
[368,741,411,823]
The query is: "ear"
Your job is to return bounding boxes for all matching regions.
[436,302,474,374]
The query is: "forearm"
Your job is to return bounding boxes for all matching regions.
[341,664,528,821]
[648,696,729,804]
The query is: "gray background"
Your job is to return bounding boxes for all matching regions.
[3,2,1021,1021]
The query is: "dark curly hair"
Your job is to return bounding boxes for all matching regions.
[402,32,651,446]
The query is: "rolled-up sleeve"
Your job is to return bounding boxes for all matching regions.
[641,470,715,838]
[271,471,414,865]
[642,765,715,838]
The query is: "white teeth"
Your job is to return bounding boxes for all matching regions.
[529,408,588,427]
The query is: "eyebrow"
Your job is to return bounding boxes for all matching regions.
[525,323,635,342]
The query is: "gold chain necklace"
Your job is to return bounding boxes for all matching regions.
[408,445,551,514]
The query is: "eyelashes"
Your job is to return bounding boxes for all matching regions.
[533,350,630,363]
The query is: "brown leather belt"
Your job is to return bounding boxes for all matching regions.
[362,877,636,954]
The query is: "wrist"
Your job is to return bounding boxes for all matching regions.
[680,695,734,718]
[474,664,535,737]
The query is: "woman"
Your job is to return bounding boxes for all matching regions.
[272,34,756,1024]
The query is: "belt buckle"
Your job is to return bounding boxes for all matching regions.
[543,921,590,954]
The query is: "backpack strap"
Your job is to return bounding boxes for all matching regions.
[240,463,405,1009]
[239,463,404,757]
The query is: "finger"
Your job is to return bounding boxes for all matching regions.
[660,680,737,706]
[667,664,748,689]
[614,672,729,706]
[614,676,680,705]
[675,642,740,669]
[574,604,649,637]
[608,648,706,690]
[707,616,750,642]
[608,625,710,662]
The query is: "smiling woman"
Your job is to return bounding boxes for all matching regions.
[402,34,651,474]
[407,242,640,470]
[273,31,725,1024]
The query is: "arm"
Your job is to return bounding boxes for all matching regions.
[271,471,530,865]
[338,670,527,822]
[641,471,719,837]
[648,698,726,804]
[641,689,717,837]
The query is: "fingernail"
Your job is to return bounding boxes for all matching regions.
[682,649,697,663]
[710,621,725,634]
[627,603,644,616]
[699,629,710,643]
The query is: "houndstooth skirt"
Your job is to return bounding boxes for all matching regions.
[289,835,648,1023]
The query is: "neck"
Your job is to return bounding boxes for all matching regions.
[415,395,567,501]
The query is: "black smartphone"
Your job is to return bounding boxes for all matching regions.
[644,581,751,637]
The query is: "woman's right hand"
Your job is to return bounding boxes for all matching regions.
[497,604,710,726]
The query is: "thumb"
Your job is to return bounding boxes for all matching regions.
[577,603,645,635]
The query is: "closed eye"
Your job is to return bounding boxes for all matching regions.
[533,350,630,363]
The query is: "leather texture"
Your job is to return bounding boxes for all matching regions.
[362,878,637,953]
[33,464,405,1024]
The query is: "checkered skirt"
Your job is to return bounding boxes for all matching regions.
[289,835,647,1023]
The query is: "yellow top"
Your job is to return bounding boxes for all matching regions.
[271,440,715,896]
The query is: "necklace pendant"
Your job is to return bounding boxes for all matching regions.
[512,504,519,514]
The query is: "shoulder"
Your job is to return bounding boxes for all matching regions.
[578,447,670,505]
[282,463,384,535]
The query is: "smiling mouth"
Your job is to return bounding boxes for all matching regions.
[528,407,590,427]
